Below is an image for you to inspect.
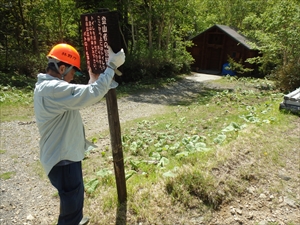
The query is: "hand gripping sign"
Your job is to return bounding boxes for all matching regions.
[81,9,126,203]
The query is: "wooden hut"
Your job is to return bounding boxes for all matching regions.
[188,24,259,75]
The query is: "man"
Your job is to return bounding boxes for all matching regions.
[34,43,125,225]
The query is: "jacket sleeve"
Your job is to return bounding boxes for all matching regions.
[50,68,115,111]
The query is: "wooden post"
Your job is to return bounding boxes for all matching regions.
[81,10,127,204]
[106,89,127,203]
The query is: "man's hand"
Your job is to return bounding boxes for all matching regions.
[88,67,99,84]
[107,46,125,70]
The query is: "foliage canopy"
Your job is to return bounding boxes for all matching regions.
[0,0,299,91]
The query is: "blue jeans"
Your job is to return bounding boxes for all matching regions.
[48,161,84,225]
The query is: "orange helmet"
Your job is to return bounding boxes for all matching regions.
[47,43,81,71]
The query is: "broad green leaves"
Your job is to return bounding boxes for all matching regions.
[222,122,246,132]
[85,178,99,194]
[85,168,114,194]
[83,77,283,194]
[177,135,210,157]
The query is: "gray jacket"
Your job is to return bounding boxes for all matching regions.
[34,68,115,175]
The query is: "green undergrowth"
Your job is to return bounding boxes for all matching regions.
[0,72,36,121]
[81,76,299,224]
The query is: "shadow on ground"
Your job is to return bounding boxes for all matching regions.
[124,75,223,106]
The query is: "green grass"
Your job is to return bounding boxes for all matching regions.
[80,76,299,224]
[0,149,6,154]
[0,85,35,122]
[0,171,16,180]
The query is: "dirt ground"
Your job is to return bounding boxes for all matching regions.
[0,73,299,225]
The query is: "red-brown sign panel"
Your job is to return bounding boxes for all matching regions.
[81,10,121,74]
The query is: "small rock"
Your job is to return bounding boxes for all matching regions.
[258,220,268,225]
[26,214,34,221]
[278,174,291,181]
[278,196,284,203]
[230,207,236,215]
[234,216,243,223]
[247,186,256,194]
[268,218,276,222]
[190,216,204,223]
[236,208,242,215]
[259,193,267,199]
[247,212,253,219]
[284,197,297,208]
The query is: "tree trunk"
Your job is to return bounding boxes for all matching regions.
[57,0,63,42]
[147,0,152,49]
[18,0,26,30]
[157,18,164,50]
[129,7,135,54]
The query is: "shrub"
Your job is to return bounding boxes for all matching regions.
[228,57,254,77]
[121,45,193,83]
[269,59,300,92]
[0,72,36,89]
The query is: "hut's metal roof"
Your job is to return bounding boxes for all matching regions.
[192,24,254,49]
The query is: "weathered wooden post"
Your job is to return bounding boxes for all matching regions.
[106,88,127,203]
[81,10,127,203]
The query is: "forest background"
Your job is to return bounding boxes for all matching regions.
[0,0,299,91]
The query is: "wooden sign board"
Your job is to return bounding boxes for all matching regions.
[81,10,122,74]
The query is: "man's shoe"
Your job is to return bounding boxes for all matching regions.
[79,217,90,225]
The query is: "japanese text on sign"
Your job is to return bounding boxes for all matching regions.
[82,14,109,73]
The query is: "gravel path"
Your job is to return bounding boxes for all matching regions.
[0,74,299,225]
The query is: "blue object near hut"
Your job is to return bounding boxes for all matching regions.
[221,62,236,76]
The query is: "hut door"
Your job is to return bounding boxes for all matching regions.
[205,33,224,71]
[206,47,222,71]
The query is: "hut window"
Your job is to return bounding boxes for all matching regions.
[208,34,223,45]
[231,52,240,59]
